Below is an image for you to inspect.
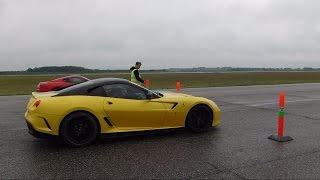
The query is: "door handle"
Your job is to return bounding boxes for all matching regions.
[107,101,113,105]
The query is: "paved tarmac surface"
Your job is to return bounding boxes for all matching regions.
[1,83,320,179]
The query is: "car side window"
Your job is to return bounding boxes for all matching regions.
[63,78,71,83]
[103,84,147,100]
[68,77,86,84]
[88,86,106,97]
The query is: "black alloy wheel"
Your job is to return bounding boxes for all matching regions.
[60,112,98,147]
[186,105,213,133]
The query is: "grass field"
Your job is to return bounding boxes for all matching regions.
[1,72,320,95]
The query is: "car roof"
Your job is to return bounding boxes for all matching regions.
[55,78,132,96]
[88,78,129,84]
[51,75,88,81]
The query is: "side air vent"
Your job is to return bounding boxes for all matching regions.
[104,117,113,127]
[43,118,52,130]
[171,103,178,109]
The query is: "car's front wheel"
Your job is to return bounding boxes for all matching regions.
[186,105,213,133]
[60,112,99,147]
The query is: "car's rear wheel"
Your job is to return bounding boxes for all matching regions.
[60,112,98,147]
[186,105,213,133]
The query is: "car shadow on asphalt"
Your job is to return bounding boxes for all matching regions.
[29,127,221,150]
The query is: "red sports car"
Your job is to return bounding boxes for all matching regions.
[37,75,90,92]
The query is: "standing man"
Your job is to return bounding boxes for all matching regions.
[130,62,144,85]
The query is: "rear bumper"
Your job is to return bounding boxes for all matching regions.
[25,110,61,135]
[26,121,57,139]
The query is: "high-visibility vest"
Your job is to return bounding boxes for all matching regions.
[131,69,140,84]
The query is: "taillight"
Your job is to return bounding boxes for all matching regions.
[34,100,41,108]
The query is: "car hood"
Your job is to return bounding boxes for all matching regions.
[158,91,193,98]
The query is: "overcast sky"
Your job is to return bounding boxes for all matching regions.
[0,0,320,71]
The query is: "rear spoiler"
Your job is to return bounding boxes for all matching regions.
[32,92,58,99]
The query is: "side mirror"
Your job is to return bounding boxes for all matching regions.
[146,91,154,99]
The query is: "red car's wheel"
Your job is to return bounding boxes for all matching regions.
[186,105,213,133]
[60,112,99,147]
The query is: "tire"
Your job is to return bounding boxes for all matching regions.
[186,105,213,133]
[60,112,99,147]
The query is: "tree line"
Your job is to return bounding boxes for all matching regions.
[0,66,319,75]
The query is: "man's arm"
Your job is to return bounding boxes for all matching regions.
[134,70,144,83]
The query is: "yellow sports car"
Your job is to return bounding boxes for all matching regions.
[25,78,220,147]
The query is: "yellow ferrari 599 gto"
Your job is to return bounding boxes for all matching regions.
[25,78,220,147]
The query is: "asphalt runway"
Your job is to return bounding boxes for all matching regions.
[1,83,320,179]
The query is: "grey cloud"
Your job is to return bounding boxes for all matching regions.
[0,0,320,71]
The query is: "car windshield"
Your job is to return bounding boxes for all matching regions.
[128,81,163,97]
